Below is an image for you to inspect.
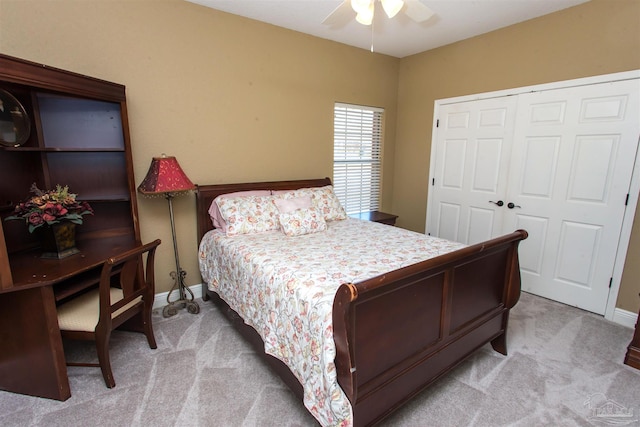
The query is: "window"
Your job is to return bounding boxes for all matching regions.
[333,103,383,215]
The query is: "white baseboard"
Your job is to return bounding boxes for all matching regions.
[153,283,203,310]
[612,307,639,329]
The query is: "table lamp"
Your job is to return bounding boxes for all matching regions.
[138,154,199,317]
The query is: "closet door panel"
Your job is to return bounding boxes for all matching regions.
[428,96,518,245]
[505,79,640,314]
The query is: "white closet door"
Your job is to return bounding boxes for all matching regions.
[427,76,640,315]
[427,96,518,244]
[505,79,640,314]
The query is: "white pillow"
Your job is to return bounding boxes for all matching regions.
[278,185,347,222]
[274,196,312,214]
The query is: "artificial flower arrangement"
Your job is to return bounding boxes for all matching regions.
[5,183,93,233]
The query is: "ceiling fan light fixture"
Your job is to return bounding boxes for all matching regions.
[355,1,374,25]
[351,0,372,15]
[381,0,404,19]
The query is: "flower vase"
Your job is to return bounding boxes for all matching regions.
[40,222,80,259]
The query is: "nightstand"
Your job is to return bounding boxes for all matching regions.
[350,211,398,226]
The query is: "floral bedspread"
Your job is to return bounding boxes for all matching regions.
[198,219,465,426]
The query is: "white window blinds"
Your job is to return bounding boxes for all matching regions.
[333,103,383,215]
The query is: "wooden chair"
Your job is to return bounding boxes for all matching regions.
[57,239,161,388]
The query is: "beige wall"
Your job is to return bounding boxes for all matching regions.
[1,0,639,314]
[0,0,399,295]
[395,0,640,313]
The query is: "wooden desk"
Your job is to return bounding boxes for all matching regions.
[0,236,139,400]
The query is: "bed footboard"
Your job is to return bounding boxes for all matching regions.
[332,230,527,427]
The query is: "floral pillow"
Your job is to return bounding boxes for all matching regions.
[278,185,347,222]
[278,206,327,237]
[215,195,279,236]
[209,190,271,232]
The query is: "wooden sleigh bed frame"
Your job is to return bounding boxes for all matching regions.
[195,177,528,426]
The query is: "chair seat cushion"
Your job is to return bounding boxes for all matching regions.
[57,288,142,332]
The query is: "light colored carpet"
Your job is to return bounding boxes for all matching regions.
[0,292,638,426]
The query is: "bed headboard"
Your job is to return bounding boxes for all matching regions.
[195,177,332,243]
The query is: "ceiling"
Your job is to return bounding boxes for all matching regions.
[185,0,590,58]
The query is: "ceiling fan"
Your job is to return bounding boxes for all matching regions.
[323,0,435,26]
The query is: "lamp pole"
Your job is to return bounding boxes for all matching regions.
[162,192,199,317]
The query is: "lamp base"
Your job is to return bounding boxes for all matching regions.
[162,268,200,318]
[162,298,200,317]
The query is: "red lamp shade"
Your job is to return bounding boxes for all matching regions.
[138,155,195,195]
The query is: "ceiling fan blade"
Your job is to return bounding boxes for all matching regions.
[322,1,354,26]
[404,0,435,23]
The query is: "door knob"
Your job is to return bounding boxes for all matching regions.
[489,200,504,207]
[507,202,521,209]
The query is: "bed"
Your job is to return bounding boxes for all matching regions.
[196,177,527,426]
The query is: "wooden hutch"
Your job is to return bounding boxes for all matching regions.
[0,54,142,400]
